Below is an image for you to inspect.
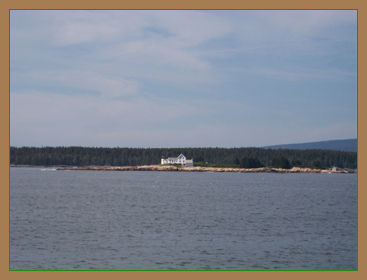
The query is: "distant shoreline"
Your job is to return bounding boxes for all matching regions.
[10,164,356,173]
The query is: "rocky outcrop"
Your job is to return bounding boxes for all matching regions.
[58,165,355,173]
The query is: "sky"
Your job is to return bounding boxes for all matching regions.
[10,10,357,148]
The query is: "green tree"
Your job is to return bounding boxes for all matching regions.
[272,156,291,169]
[240,157,264,168]
[194,154,205,163]
[291,159,302,166]
[313,160,321,168]
[234,157,240,165]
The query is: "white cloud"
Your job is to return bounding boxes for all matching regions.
[10,91,203,146]
[151,10,232,46]
[52,12,123,46]
[10,10,357,147]
[11,10,234,94]
[114,40,210,70]
[16,69,140,98]
[233,10,356,44]
[239,66,356,82]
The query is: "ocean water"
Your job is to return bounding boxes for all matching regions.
[10,167,357,270]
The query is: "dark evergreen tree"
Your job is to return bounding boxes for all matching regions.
[240,156,264,168]
[313,160,322,168]
[194,154,205,163]
[271,156,291,169]
[234,157,240,165]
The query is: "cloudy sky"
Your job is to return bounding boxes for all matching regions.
[10,10,357,148]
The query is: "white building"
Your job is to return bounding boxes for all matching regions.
[161,153,193,166]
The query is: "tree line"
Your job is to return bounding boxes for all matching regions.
[9,146,357,169]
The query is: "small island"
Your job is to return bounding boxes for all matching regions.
[10,149,357,173]
[56,165,355,173]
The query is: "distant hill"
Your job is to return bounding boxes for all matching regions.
[263,139,357,152]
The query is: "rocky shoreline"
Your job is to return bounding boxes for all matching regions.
[54,165,355,173]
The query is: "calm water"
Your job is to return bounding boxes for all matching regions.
[10,167,357,270]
